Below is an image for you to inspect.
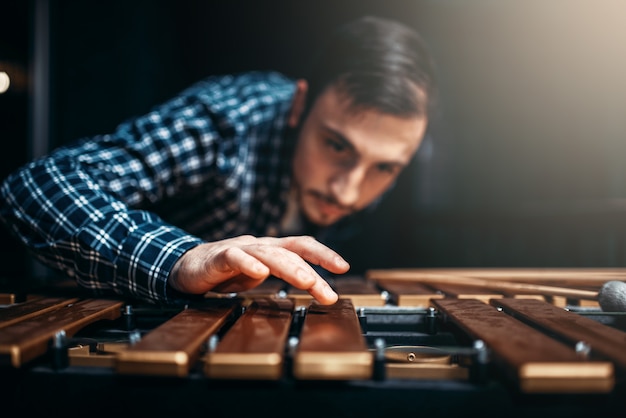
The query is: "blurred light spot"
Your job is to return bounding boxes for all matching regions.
[0,72,10,94]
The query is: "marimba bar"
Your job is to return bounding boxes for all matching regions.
[493,298,626,372]
[293,298,373,380]
[0,298,123,367]
[432,298,614,393]
[115,299,239,377]
[204,297,294,380]
[0,296,80,329]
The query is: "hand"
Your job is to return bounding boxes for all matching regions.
[167,235,349,304]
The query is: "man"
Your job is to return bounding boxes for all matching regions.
[0,16,437,306]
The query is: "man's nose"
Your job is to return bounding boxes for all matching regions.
[330,167,366,207]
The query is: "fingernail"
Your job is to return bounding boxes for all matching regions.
[324,285,338,301]
[336,256,349,268]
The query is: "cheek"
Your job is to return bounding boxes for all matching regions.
[293,143,325,185]
[303,158,332,186]
[358,176,398,207]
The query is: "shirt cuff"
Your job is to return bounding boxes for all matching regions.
[114,223,204,304]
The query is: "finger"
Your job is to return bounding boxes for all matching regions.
[218,241,340,305]
[216,246,271,279]
[306,276,339,305]
[240,244,339,304]
[275,236,350,274]
[241,244,321,289]
[211,275,267,294]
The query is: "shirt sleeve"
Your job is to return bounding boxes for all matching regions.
[0,72,290,305]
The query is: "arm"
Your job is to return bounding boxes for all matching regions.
[0,73,344,304]
[0,124,206,304]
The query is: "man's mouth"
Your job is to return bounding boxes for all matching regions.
[309,191,350,219]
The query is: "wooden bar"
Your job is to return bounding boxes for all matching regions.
[431,298,614,393]
[367,268,626,285]
[0,298,123,368]
[367,270,599,301]
[386,363,468,380]
[287,276,388,308]
[115,300,238,377]
[235,277,286,298]
[424,283,503,304]
[204,297,294,380]
[0,292,25,305]
[285,286,314,307]
[293,298,372,380]
[492,298,626,372]
[68,342,128,368]
[375,280,444,307]
[0,297,79,329]
[331,276,387,307]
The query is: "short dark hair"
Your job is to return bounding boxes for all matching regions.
[306,16,438,119]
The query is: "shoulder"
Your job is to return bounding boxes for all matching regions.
[182,71,297,104]
[155,71,296,125]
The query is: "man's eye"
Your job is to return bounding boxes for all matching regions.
[377,164,397,175]
[325,138,346,152]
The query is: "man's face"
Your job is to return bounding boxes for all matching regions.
[292,86,428,227]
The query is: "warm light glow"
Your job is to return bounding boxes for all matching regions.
[0,71,10,93]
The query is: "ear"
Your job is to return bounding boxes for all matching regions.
[288,79,308,128]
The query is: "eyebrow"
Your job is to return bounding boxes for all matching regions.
[320,125,410,169]
[321,125,356,153]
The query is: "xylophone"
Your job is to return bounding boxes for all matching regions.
[1,268,626,418]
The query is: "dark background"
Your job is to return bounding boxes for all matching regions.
[2,0,626,285]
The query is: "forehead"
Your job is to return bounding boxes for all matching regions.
[308,86,428,161]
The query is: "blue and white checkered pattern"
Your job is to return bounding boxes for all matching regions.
[0,71,298,304]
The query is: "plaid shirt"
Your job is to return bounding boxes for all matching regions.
[0,71,305,304]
